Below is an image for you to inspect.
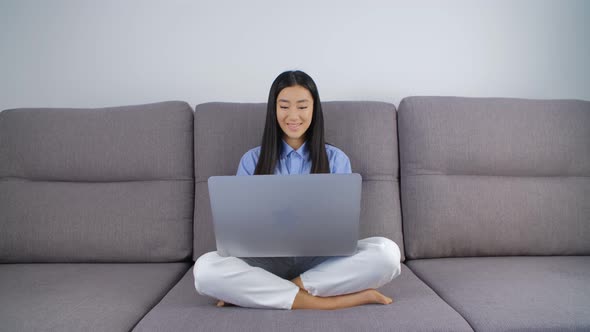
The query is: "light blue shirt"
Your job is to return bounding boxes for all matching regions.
[237,139,352,175]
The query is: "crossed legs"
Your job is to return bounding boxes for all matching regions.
[195,237,401,310]
[217,276,393,310]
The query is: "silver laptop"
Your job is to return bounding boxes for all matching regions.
[208,173,362,257]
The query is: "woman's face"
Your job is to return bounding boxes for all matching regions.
[276,85,313,149]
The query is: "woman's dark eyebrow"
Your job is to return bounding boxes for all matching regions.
[278,99,309,103]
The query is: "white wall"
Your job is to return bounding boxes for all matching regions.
[1,0,589,110]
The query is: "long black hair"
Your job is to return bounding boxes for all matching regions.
[254,70,330,175]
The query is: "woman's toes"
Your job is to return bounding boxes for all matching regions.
[216,300,237,307]
[369,290,393,305]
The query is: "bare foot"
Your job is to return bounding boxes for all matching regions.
[292,288,393,310]
[362,289,393,305]
[216,300,236,307]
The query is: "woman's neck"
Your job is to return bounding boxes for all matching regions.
[283,136,305,150]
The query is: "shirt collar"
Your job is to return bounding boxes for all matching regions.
[280,139,310,160]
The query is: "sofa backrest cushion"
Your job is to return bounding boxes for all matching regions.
[398,96,590,259]
[193,101,405,261]
[0,101,194,262]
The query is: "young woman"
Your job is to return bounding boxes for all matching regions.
[193,70,401,310]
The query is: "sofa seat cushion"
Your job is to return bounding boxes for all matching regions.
[407,256,590,332]
[0,263,190,332]
[133,263,473,332]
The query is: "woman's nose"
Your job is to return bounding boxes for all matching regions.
[285,112,299,120]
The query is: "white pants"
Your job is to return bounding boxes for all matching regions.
[193,237,401,310]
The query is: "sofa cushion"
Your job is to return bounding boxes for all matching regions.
[193,101,405,260]
[406,256,590,332]
[0,101,194,262]
[0,263,190,332]
[133,263,473,332]
[398,96,590,259]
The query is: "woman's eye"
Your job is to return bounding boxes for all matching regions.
[280,106,288,109]
[298,107,308,110]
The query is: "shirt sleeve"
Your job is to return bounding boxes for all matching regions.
[236,148,259,176]
[330,148,352,174]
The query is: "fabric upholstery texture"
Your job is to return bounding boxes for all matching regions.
[133,264,473,332]
[0,263,190,332]
[0,101,195,262]
[398,96,590,259]
[2,96,587,332]
[407,256,590,332]
[193,101,405,261]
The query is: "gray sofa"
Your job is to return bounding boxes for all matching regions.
[0,97,588,332]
